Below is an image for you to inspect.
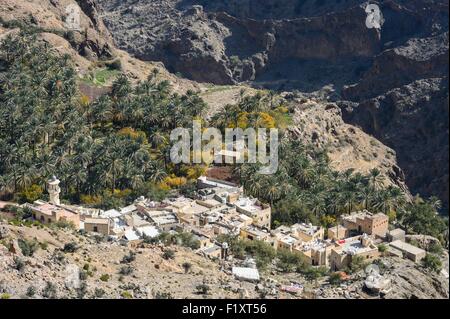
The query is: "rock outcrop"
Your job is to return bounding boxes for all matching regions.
[0,0,115,69]
[290,98,409,193]
[340,77,449,208]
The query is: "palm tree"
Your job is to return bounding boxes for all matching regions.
[150,131,167,149]
[358,186,374,210]
[307,191,326,218]
[111,75,132,99]
[149,167,168,183]
[428,196,442,211]
[265,178,282,206]
[369,168,385,191]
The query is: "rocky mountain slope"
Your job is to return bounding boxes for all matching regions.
[0,221,260,299]
[340,77,449,209]
[98,0,449,209]
[290,98,408,192]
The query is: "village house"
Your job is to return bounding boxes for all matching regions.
[342,210,389,238]
[274,233,299,251]
[198,244,222,259]
[271,225,299,250]
[197,186,241,205]
[294,240,337,267]
[29,200,80,229]
[145,209,179,231]
[235,197,271,229]
[387,228,406,242]
[291,223,324,242]
[330,234,380,270]
[193,233,212,249]
[389,240,426,262]
[83,217,111,236]
[197,176,242,192]
[240,225,271,242]
[327,225,348,241]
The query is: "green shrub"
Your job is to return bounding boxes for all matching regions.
[121,291,133,299]
[422,254,442,272]
[18,238,39,257]
[195,284,210,295]
[108,59,122,71]
[79,271,88,281]
[276,249,305,273]
[54,220,75,230]
[119,265,133,276]
[329,272,343,286]
[42,281,57,299]
[94,288,105,298]
[154,291,174,299]
[349,255,366,273]
[18,185,43,203]
[182,262,192,274]
[100,274,110,282]
[162,249,175,260]
[63,242,78,253]
[378,244,388,253]
[12,256,25,271]
[427,242,443,255]
[26,286,36,297]
[305,267,328,285]
[121,251,136,264]
[39,241,48,250]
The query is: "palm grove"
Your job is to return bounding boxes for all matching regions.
[0,33,447,246]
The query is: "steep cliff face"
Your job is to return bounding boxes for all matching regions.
[98,0,447,89]
[98,0,383,86]
[290,99,409,193]
[0,0,115,68]
[340,77,449,207]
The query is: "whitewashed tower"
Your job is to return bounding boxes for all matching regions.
[48,176,61,205]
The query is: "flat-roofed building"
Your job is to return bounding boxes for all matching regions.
[240,225,271,242]
[199,245,222,259]
[294,240,337,267]
[84,217,111,236]
[275,234,299,251]
[213,189,241,204]
[291,223,324,242]
[327,225,348,241]
[387,228,406,242]
[342,210,389,238]
[271,225,300,251]
[197,187,241,204]
[193,234,212,249]
[197,176,242,191]
[330,235,380,270]
[145,210,179,231]
[29,200,80,229]
[136,225,160,238]
[389,240,426,262]
[235,197,271,229]
[196,198,223,209]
